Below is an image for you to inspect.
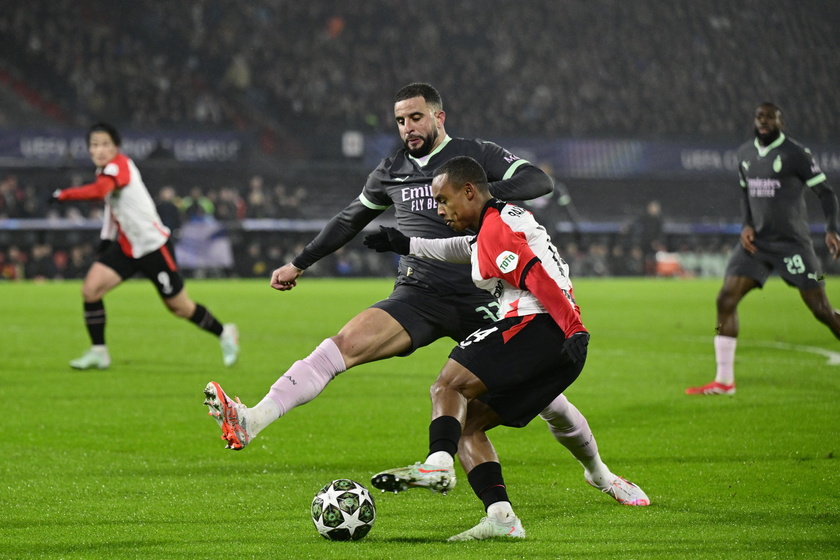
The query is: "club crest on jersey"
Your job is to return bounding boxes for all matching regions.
[496,250,519,274]
[773,155,782,173]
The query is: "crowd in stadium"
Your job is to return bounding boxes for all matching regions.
[2,0,839,141]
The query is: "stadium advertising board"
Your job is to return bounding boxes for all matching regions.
[0,129,249,163]
[364,134,840,179]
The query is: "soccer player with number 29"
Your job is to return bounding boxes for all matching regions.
[687,103,840,395]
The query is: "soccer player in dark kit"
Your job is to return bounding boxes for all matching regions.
[687,102,840,395]
[204,83,647,509]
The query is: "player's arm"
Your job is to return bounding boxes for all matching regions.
[271,198,383,290]
[362,226,472,263]
[812,182,840,258]
[738,181,757,254]
[521,261,586,337]
[53,175,117,201]
[520,257,589,363]
[488,164,553,201]
[409,236,472,263]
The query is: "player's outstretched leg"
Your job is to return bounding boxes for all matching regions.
[447,515,525,541]
[585,475,650,506]
[70,346,111,370]
[203,381,251,450]
[540,394,650,506]
[219,324,240,367]
[371,462,456,494]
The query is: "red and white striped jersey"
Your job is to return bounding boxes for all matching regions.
[58,153,170,258]
[409,199,585,337]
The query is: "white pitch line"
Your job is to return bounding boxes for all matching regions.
[742,340,840,366]
[609,332,840,366]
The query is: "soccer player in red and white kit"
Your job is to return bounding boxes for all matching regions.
[53,122,239,370]
[365,156,649,541]
[686,103,840,395]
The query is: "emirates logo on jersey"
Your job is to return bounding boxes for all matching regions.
[496,251,519,274]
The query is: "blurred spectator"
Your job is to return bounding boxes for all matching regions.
[0,175,26,218]
[245,175,276,218]
[25,243,56,279]
[626,200,666,275]
[180,187,215,222]
[1,246,27,280]
[214,187,245,221]
[156,186,182,238]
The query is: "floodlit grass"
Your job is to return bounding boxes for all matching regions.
[1,277,838,559]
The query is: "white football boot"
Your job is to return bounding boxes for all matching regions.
[448,515,526,541]
[220,324,239,367]
[69,347,111,370]
[586,475,650,506]
[371,462,456,494]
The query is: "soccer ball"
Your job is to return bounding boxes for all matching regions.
[311,479,376,541]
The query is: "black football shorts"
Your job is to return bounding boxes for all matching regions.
[448,313,584,428]
[98,239,185,298]
[372,284,501,355]
[724,240,824,289]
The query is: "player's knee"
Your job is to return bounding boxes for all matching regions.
[715,291,739,314]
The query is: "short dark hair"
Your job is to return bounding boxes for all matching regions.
[434,156,489,192]
[395,83,443,112]
[758,102,783,119]
[87,122,121,147]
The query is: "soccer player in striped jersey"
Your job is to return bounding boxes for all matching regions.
[204,84,646,510]
[53,122,238,370]
[367,156,648,540]
[686,103,840,395]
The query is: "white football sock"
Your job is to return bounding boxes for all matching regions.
[540,393,613,487]
[425,451,454,468]
[487,501,516,523]
[246,397,281,437]
[714,335,737,385]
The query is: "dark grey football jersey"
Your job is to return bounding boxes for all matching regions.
[362,136,533,296]
[736,133,827,245]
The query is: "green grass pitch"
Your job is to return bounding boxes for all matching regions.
[1,277,838,559]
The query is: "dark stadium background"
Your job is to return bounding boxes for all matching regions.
[1,0,839,280]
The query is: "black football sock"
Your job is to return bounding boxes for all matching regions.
[83,300,106,345]
[428,415,461,457]
[468,461,509,511]
[189,303,224,336]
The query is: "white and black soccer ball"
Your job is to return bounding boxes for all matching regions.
[311,479,376,541]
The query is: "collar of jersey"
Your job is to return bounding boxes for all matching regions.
[754,132,785,157]
[409,135,452,167]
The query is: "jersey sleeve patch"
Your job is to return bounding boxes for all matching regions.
[495,250,519,274]
[103,162,120,177]
[359,192,390,210]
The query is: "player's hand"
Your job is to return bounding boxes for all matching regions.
[563,331,589,363]
[363,226,410,255]
[48,189,63,204]
[740,226,757,254]
[826,231,840,261]
[270,263,303,291]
